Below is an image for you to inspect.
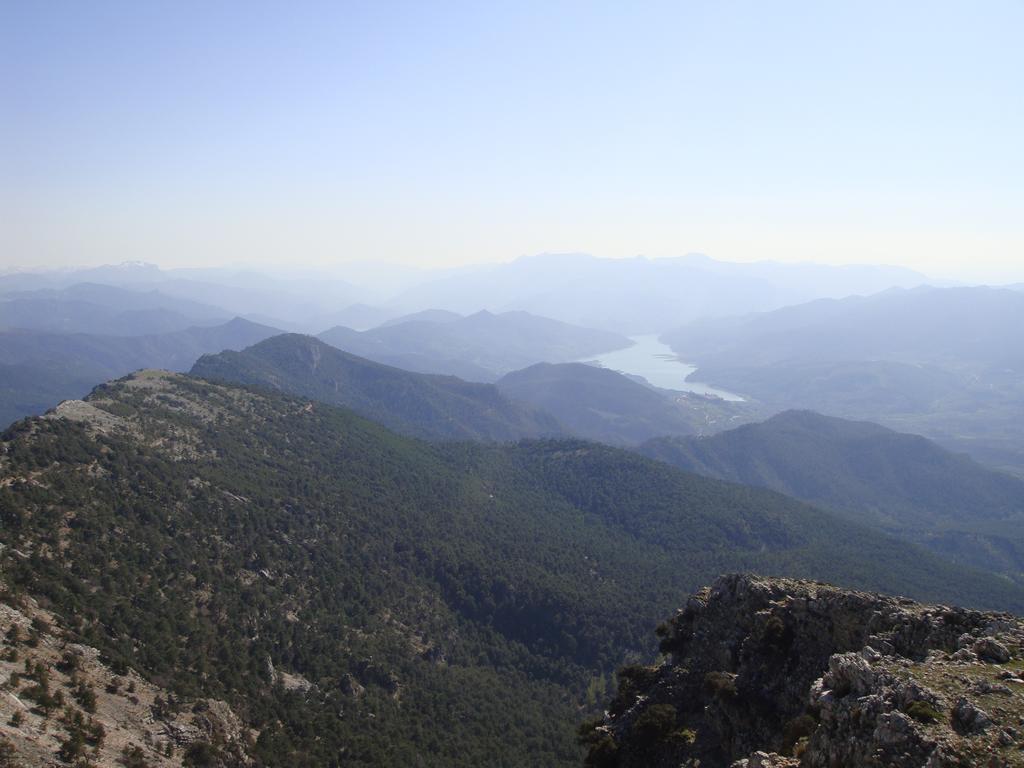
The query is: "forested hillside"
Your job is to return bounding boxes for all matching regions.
[1,372,1021,766]
[192,333,562,441]
[641,410,1024,581]
[496,362,748,445]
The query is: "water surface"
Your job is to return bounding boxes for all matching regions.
[581,334,744,401]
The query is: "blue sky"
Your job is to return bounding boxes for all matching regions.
[2,1,1023,281]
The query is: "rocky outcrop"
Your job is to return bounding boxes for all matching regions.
[0,594,255,767]
[583,574,1024,768]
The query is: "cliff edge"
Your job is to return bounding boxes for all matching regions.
[583,573,1024,768]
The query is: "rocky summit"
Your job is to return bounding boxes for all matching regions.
[583,574,1024,768]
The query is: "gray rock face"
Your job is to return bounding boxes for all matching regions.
[951,697,992,735]
[584,574,1024,768]
[974,636,1012,664]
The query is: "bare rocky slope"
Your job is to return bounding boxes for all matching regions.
[0,592,253,767]
[584,574,1024,768]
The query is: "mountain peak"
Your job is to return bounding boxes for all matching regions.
[191,333,562,441]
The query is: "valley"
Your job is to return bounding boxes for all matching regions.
[2,260,1024,767]
[6,6,1022,764]
[3,368,1021,765]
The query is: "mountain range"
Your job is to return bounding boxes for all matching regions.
[3,254,935,336]
[0,282,230,336]
[662,286,1024,475]
[496,362,752,445]
[640,410,1024,581]
[319,309,630,381]
[0,318,280,428]
[663,285,1024,370]
[387,253,930,333]
[2,370,1018,766]
[192,334,562,441]
[192,335,1024,581]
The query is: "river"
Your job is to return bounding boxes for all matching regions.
[579,334,744,401]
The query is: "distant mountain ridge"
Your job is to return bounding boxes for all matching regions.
[4,255,929,327]
[640,409,1024,580]
[0,317,280,428]
[192,334,563,441]
[319,309,630,381]
[0,282,230,336]
[661,285,1024,474]
[0,262,364,327]
[388,253,929,333]
[663,285,1024,369]
[496,362,752,445]
[377,308,462,328]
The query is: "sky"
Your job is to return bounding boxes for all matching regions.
[2,1,1023,282]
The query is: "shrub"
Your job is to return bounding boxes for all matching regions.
[183,741,220,767]
[73,682,97,713]
[906,700,941,724]
[762,615,793,650]
[86,719,106,747]
[119,746,151,768]
[615,664,659,702]
[57,652,80,674]
[584,734,618,768]
[0,737,17,768]
[23,682,63,715]
[576,717,606,747]
[670,727,696,745]
[783,713,817,753]
[634,703,678,743]
[58,730,86,762]
[703,671,737,700]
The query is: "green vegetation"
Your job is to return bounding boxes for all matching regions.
[119,745,151,768]
[782,713,817,752]
[905,700,942,724]
[192,333,561,441]
[640,409,1024,581]
[633,703,678,742]
[1,371,1022,765]
[496,362,752,445]
[703,671,737,700]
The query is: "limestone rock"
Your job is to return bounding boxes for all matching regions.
[974,636,1011,663]
[585,574,1024,768]
[952,697,992,734]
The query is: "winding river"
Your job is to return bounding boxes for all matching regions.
[579,334,744,401]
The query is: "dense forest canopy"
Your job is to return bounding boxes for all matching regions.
[1,371,1021,765]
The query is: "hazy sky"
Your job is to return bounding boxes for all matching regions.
[3,1,1023,282]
